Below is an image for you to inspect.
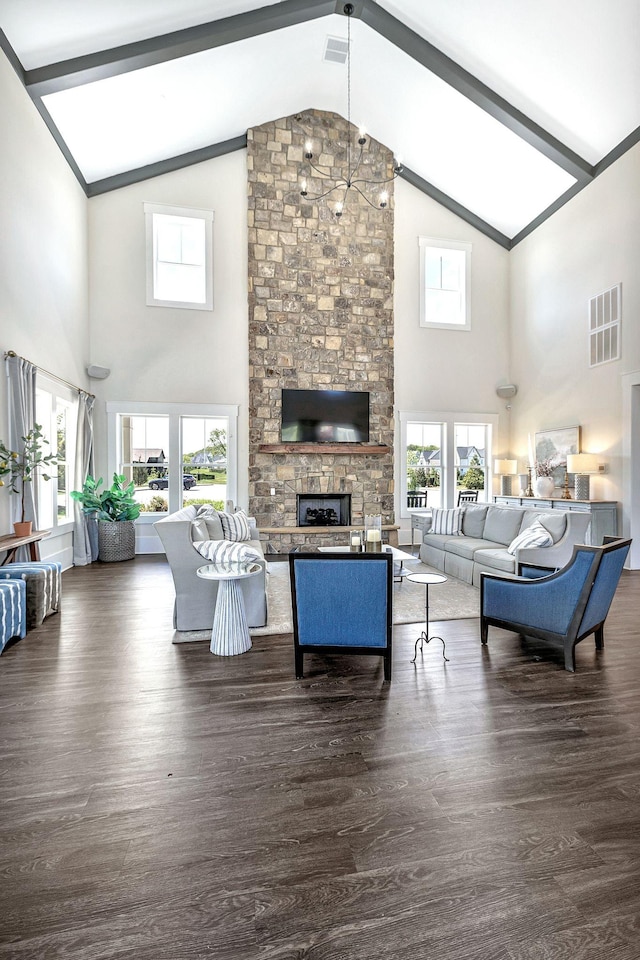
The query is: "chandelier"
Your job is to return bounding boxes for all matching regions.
[300,2,402,218]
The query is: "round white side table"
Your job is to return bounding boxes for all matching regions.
[196,562,261,656]
[406,571,450,665]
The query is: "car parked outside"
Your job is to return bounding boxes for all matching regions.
[149,474,196,490]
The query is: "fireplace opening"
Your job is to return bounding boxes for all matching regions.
[297,493,351,527]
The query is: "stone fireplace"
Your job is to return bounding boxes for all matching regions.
[247,108,395,550]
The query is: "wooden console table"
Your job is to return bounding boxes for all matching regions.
[0,529,50,565]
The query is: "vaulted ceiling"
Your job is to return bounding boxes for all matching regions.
[2,0,639,247]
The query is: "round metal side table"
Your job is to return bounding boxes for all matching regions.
[406,572,450,665]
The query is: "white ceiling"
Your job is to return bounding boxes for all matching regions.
[1,0,639,246]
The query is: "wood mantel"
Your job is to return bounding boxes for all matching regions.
[258,443,390,455]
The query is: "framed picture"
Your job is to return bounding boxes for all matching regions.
[535,425,581,488]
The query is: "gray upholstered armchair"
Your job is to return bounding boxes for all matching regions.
[480,538,631,671]
[289,552,394,681]
[154,505,268,633]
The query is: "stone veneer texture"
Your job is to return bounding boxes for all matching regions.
[247,109,395,545]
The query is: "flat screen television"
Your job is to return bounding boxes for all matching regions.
[281,389,370,443]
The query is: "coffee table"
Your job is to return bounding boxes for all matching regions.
[196,561,262,656]
[317,544,418,581]
[406,571,450,665]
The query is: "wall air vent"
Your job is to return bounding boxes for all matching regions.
[589,283,621,366]
[323,36,348,64]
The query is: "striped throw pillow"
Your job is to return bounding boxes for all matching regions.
[507,520,553,555]
[194,540,262,564]
[218,510,251,542]
[430,507,463,536]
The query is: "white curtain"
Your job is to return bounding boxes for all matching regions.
[73,391,97,565]
[6,353,37,560]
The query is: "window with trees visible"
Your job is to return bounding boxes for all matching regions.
[419,237,471,330]
[107,402,238,520]
[399,412,495,517]
[144,202,214,310]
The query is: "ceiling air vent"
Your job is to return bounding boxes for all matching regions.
[323,36,348,64]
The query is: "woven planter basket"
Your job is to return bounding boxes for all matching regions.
[98,520,136,562]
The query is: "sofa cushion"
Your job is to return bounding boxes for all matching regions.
[194,539,262,564]
[473,547,516,574]
[431,507,463,535]
[444,537,499,561]
[507,520,553,555]
[218,510,251,541]
[461,504,489,538]
[482,506,524,546]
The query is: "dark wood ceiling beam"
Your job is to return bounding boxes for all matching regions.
[23,0,340,96]
[399,167,511,249]
[86,136,248,197]
[358,0,594,185]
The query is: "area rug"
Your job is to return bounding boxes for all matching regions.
[174,559,479,641]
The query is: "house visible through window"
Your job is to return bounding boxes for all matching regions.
[144,202,213,310]
[419,237,471,330]
[399,412,494,516]
[107,402,238,524]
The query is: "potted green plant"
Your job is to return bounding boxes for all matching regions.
[71,473,141,562]
[0,424,57,537]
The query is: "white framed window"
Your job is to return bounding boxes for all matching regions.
[107,402,238,550]
[35,375,77,532]
[419,237,471,330]
[144,202,214,310]
[399,411,495,518]
[589,283,621,366]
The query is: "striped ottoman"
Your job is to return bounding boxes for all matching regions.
[0,561,62,629]
[0,579,27,652]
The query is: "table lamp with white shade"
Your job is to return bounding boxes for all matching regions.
[566,453,599,500]
[494,459,518,496]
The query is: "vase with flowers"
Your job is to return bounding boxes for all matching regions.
[0,424,57,537]
[534,458,559,498]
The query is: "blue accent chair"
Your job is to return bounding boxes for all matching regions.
[0,579,27,653]
[289,552,394,681]
[480,538,631,671]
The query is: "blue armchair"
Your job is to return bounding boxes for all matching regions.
[480,538,631,671]
[289,552,394,681]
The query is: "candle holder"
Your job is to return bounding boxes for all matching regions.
[525,467,534,498]
[350,529,363,552]
[364,515,382,552]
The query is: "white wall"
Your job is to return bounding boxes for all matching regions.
[0,50,89,557]
[87,151,250,504]
[509,144,640,543]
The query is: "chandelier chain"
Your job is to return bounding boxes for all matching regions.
[299,1,402,216]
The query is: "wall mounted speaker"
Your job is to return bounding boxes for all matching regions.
[87,364,111,379]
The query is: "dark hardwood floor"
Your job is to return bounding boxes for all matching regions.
[2,555,640,959]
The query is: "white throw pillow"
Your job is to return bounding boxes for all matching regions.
[507,520,553,555]
[218,510,251,542]
[194,540,261,564]
[430,507,463,536]
[190,518,210,542]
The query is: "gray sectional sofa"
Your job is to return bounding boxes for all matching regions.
[154,505,268,634]
[419,503,592,586]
